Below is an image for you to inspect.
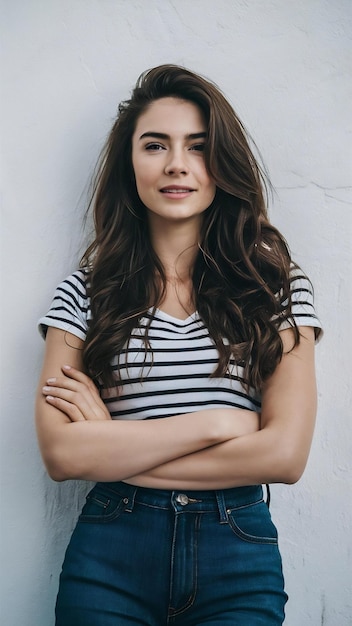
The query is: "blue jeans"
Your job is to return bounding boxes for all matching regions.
[55,482,287,625]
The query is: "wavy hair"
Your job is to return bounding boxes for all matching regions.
[81,64,299,391]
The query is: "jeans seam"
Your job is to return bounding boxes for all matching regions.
[78,499,126,524]
[168,514,199,617]
[227,497,264,512]
[227,515,278,544]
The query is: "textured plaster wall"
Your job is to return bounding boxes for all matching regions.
[1,1,351,624]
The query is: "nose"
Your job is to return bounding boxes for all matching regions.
[164,149,189,175]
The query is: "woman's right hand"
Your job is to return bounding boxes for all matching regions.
[42,365,111,422]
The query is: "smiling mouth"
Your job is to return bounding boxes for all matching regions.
[160,187,195,193]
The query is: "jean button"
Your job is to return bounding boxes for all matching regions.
[176,493,189,506]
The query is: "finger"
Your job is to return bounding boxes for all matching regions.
[45,375,100,402]
[45,377,82,391]
[46,368,101,400]
[42,385,110,421]
[61,365,99,394]
[43,385,93,414]
[45,372,110,421]
[45,396,86,421]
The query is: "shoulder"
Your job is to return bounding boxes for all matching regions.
[49,268,90,314]
[289,265,313,295]
[57,269,90,303]
[38,268,91,341]
[280,264,323,340]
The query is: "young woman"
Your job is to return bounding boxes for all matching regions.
[36,65,322,625]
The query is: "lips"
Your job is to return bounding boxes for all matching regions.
[160,185,195,193]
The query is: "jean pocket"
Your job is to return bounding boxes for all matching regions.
[78,486,127,524]
[227,499,278,545]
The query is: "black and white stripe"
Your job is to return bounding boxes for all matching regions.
[38,268,322,421]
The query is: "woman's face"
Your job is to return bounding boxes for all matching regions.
[131,97,216,228]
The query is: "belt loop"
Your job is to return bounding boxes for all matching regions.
[124,486,137,513]
[215,490,229,524]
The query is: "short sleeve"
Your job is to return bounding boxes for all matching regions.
[278,266,323,340]
[38,270,90,341]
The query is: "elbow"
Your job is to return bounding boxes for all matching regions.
[42,442,125,483]
[47,468,68,483]
[265,432,309,485]
[41,441,79,482]
[43,454,72,482]
[282,467,304,485]
[275,447,309,485]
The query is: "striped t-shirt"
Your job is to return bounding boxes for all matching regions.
[38,269,322,420]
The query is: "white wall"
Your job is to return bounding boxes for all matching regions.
[1,1,351,624]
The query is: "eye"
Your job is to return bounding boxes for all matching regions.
[189,143,205,152]
[145,143,165,151]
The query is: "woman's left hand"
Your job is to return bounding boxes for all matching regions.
[42,365,112,422]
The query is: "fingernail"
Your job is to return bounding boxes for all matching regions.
[47,378,56,383]
[43,386,51,392]
[45,395,54,401]
[63,365,71,371]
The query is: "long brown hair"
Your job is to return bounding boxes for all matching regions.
[81,64,299,390]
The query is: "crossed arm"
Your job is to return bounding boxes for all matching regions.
[35,326,317,488]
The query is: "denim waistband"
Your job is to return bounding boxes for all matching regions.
[95,481,264,523]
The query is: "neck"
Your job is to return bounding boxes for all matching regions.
[149,219,201,281]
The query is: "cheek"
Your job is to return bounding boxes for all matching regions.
[204,183,216,210]
[132,162,146,195]
[133,157,156,190]
[204,177,216,199]
[133,170,158,207]
[207,187,216,207]
[197,163,215,193]
[134,173,154,200]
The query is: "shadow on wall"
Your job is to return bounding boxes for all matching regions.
[41,475,93,574]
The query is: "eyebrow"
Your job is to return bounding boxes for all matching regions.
[139,131,207,141]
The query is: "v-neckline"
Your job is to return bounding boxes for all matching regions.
[152,307,198,324]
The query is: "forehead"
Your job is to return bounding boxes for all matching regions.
[133,97,206,136]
